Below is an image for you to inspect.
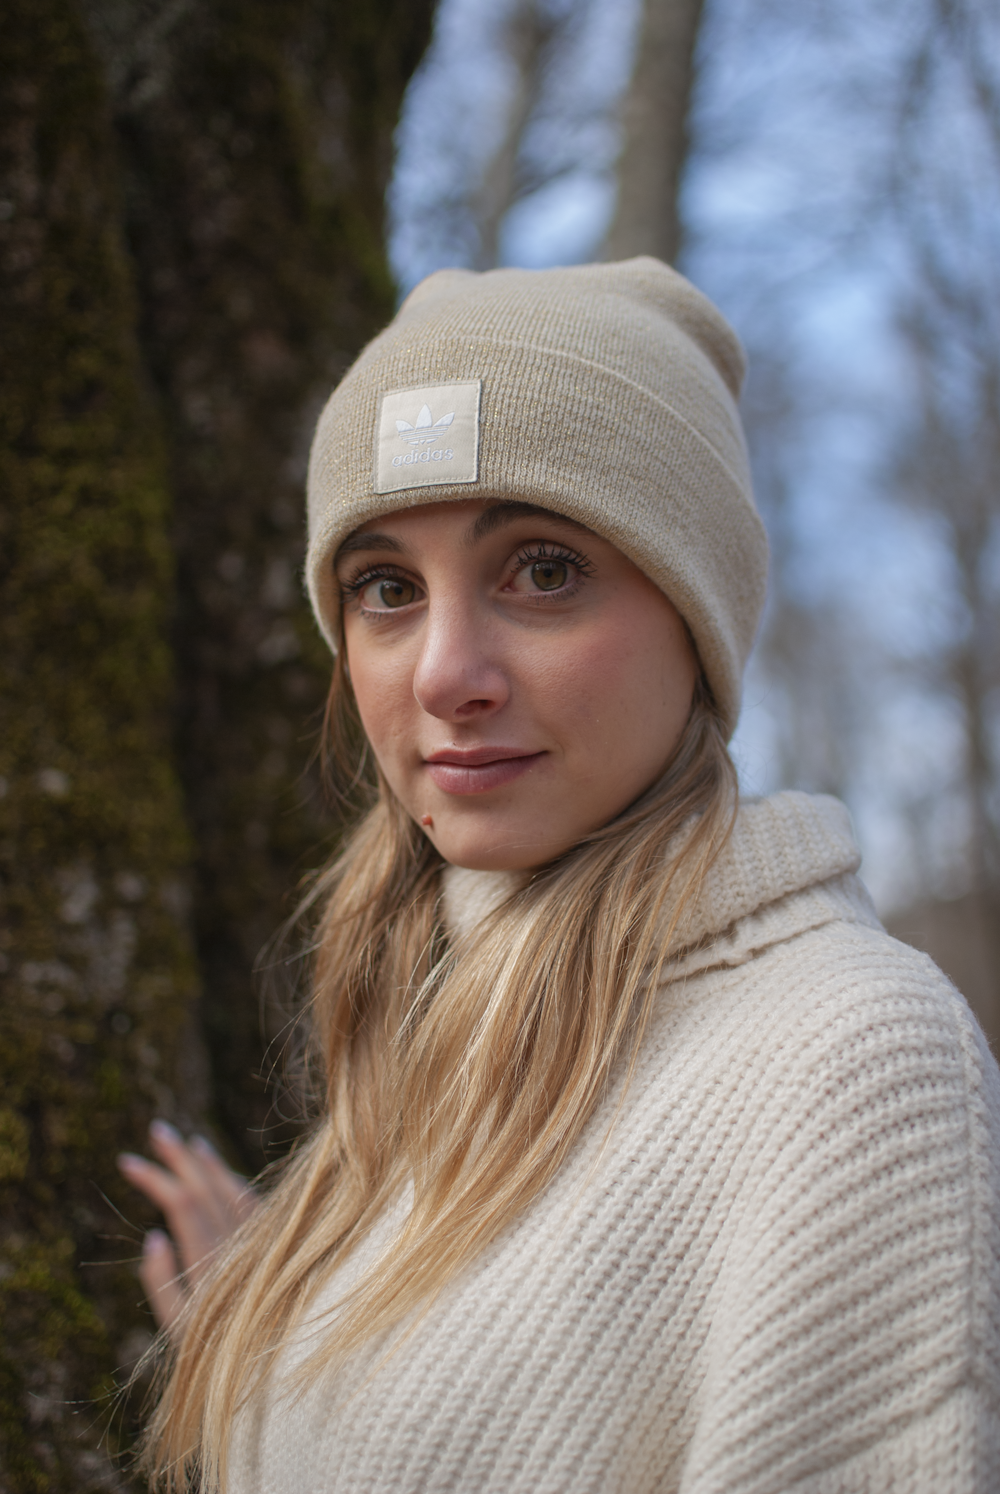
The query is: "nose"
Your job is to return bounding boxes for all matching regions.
[411,595,510,721]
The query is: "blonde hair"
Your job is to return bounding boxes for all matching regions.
[141,653,737,1492]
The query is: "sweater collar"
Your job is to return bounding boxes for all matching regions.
[440,791,868,961]
[681,789,860,948]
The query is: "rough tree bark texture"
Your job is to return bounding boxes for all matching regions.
[605,0,705,264]
[0,1,434,1487]
[0,3,203,1486]
[87,0,436,1175]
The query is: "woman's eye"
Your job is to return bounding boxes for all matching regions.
[510,557,574,593]
[531,559,568,591]
[360,577,418,610]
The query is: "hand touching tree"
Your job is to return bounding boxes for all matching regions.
[119,1123,258,1333]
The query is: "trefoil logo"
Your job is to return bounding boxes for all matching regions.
[396,404,455,447]
[392,402,456,468]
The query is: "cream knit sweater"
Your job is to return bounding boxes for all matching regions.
[232,792,1000,1493]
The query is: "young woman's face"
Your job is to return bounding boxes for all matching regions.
[336,499,698,871]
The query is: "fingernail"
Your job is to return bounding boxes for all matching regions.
[191,1134,217,1156]
[150,1119,181,1143]
[118,1152,144,1169]
[144,1229,169,1255]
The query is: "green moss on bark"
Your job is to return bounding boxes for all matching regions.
[0,2,203,1485]
[1,0,435,1482]
[91,0,436,1169]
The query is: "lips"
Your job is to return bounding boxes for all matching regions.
[423,747,545,795]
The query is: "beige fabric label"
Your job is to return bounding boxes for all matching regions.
[374,381,481,495]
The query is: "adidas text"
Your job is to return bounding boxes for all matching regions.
[392,447,454,468]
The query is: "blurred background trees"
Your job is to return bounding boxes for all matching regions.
[675,0,1000,1040]
[2,0,998,1485]
[875,0,1000,1029]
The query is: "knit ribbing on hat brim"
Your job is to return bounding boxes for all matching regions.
[306,341,767,740]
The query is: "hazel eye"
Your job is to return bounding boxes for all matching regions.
[361,577,418,610]
[510,555,576,594]
[530,559,568,591]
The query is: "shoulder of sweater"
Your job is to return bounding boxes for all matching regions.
[647,925,1000,1487]
[622,913,1000,1339]
[661,887,984,1048]
[645,899,1000,1142]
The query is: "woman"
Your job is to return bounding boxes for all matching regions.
[121,258,1000,1492]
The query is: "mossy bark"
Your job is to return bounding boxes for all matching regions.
[0,2,204,1487]
[87,0,436,1171]
[1,0,434,1486]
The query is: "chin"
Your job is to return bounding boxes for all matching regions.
[431,821,568,874]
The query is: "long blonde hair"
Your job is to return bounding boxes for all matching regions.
[141,652,737,1491]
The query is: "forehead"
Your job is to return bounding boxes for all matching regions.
[335,500,595,559]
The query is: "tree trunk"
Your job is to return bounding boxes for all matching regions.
[0,0,434,1485]
[605,0,705,264]
[89,0,436,1176]
[0,2,204,1484]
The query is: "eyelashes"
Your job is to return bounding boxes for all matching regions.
[340,562,409,599]
[512,541,595,578]
[338,541,597,611]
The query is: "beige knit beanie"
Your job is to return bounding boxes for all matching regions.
[306,256,767,736]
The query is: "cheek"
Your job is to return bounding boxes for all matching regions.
[535,618,692,738]
[343,632,415,761]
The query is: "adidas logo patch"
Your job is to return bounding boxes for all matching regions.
[375,381,480,494]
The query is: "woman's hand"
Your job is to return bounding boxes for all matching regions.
[118,1121,258,1334]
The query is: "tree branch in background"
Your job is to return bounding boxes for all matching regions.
[474,2,561,269]
[388,0,645,288]
[605,0,705,263]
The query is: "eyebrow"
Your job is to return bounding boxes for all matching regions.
[335,532,405,558]
[466,501,593,544]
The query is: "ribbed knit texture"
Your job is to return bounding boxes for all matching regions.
[305,258,768,735]
[231,792,1000,1492]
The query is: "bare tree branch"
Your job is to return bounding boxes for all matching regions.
[605,0,705,262]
